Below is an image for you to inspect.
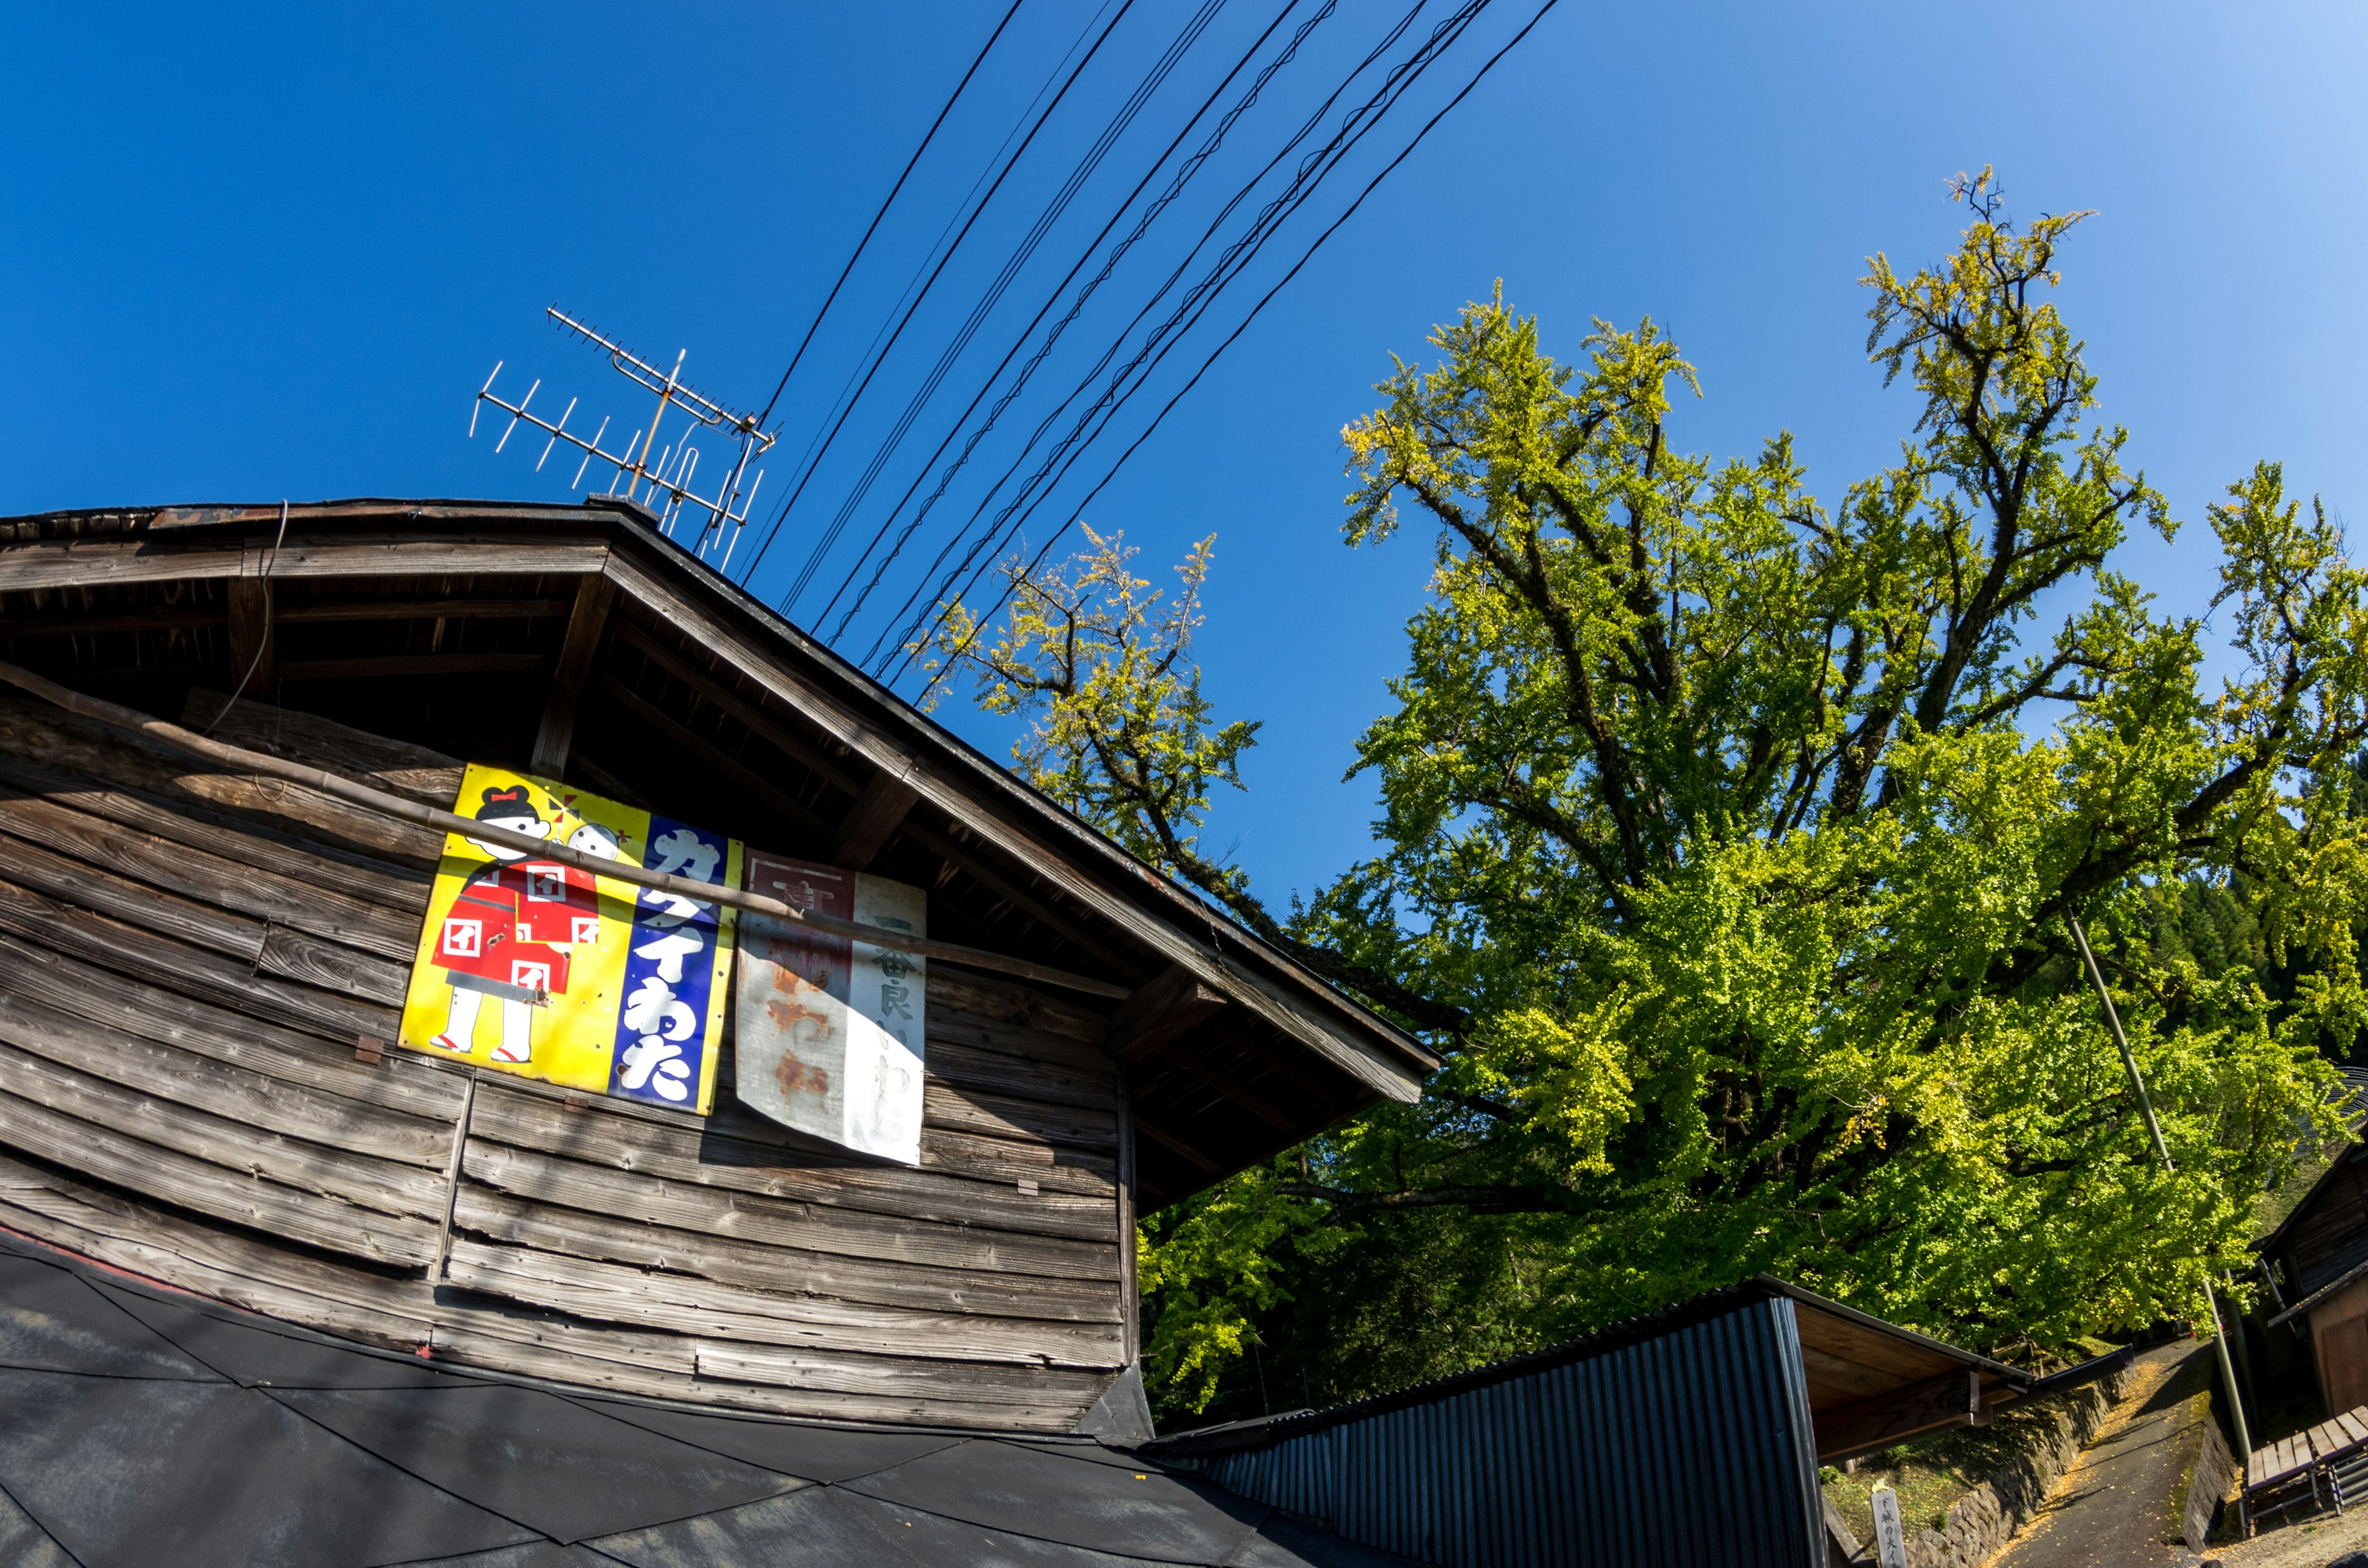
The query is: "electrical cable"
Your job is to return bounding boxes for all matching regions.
[734,0,1142,590]
[867,0,1482,670]
[898,0,1566,697]
[773,0,1122,499]
[860,0,1462,667]
[840,0,1432,661]
[749,0,1029,431]
[775,0,1233,614]
[814,0,1334,643]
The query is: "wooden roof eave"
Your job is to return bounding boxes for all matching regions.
[577,507,1434,1105]
[0,499,1436,1112]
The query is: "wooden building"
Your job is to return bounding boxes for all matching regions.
[2262,1146,2368,1416]
[0,496,1436,1439]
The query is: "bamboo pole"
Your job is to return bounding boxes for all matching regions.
[0,660,1130,1001]
[2066,911,2254,1467]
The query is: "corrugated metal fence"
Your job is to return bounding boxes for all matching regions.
[1185,1294,1825,1568]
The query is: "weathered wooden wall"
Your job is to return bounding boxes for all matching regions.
[0,688,1130,1430]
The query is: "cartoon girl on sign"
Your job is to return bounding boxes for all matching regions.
[427,786,603,1064]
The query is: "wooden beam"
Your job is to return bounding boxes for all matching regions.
[278,652,550,682]
[1154,1045,1297,1130]
[227,578,275,693]
[612,616,1132,969]
[592,671,832,835]
[834,771,921,870]
[276,597,572,625]
[1107,963,1228,1064]
[1133,1114,1220,1175]
[531,575,617,776]
[0,609,228,639]
[1815,1367,1982,1462]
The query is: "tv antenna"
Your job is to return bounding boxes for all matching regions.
[471,307,776,567]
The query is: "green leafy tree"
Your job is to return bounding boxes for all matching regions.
[923,173,2368,1418]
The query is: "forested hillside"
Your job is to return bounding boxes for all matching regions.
[921,173,2368,1424]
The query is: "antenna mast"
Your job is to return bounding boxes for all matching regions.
[469,306,777,567]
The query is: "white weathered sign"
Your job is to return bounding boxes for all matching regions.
[732,850,927,1164]
[1869,1483,1909,1568]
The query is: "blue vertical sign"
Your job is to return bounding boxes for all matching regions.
[607,813,733,1107]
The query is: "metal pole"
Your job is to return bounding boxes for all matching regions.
[2067,911,2254,1466]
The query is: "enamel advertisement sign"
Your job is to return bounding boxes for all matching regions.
[733,849,927,1164]
[397,764,740,1113]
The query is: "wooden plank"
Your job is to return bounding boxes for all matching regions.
[280,652,552,682]
[227,577,276,692]
[915,1128,1116,1192]
[929,968,1111,1048]
[0,1035,449,1215]
[452,1186,1122,1323]
[2,607,228,638]
[925,1038,1117,1114]
[256,924,410,1007]
[530,575,617,776]
[0,693,446,866]
[927,1008,1116,1077]
[443,1238,1124,1368]
[924,1079,1118,1154]
[1815,1368,1981,1461]
[0,931,462,1122]
[0,986,453,1167]
[465,1080,1117,1242]
[274,597,572,625]
[1108,964,1228,1064]
[0,1067,438,1265]
[833,771,920,871]
[0,824,409,1008]
[461,1141,1117,1282]
[0,823,272,962]
[181,688,462,807]
[0,790,420,959]
[591,671,832,835]
[0,534,609,591]
[0,1149,1090,1429]
[690,1339,1111,1410]
[0,1160,441,1351]
[0,751,432,916]
[0,873,398,1046]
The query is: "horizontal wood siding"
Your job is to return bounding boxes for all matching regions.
[0,686,1128,1430]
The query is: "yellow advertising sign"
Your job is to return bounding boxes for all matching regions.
[395,764,740,1113]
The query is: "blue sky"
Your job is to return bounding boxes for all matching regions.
[4,2,2361,908]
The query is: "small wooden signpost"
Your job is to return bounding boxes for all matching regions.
[1870,1484,1910,1568]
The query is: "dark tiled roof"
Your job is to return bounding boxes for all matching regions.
[0,1232,1411,1568]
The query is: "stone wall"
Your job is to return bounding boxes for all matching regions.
[1888,1366,2139,1568]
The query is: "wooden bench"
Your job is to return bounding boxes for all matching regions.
[2245,1406,2368,1533]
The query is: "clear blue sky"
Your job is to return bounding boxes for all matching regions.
[5,2,2361,909]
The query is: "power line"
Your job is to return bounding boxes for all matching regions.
[899,0,1566,697]
[775,0,1234,614]
[749,0,1029,431]
[867,0,1484,671]
[733,0,1143,590]
[815,0,1336,644]
[847,0,1434,665]
[767,0,1121,518]
[858,0,1458,668]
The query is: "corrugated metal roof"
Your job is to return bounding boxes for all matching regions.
[1149,1274,2027,1459]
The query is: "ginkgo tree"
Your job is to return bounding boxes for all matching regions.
[919,172,2368,1416]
